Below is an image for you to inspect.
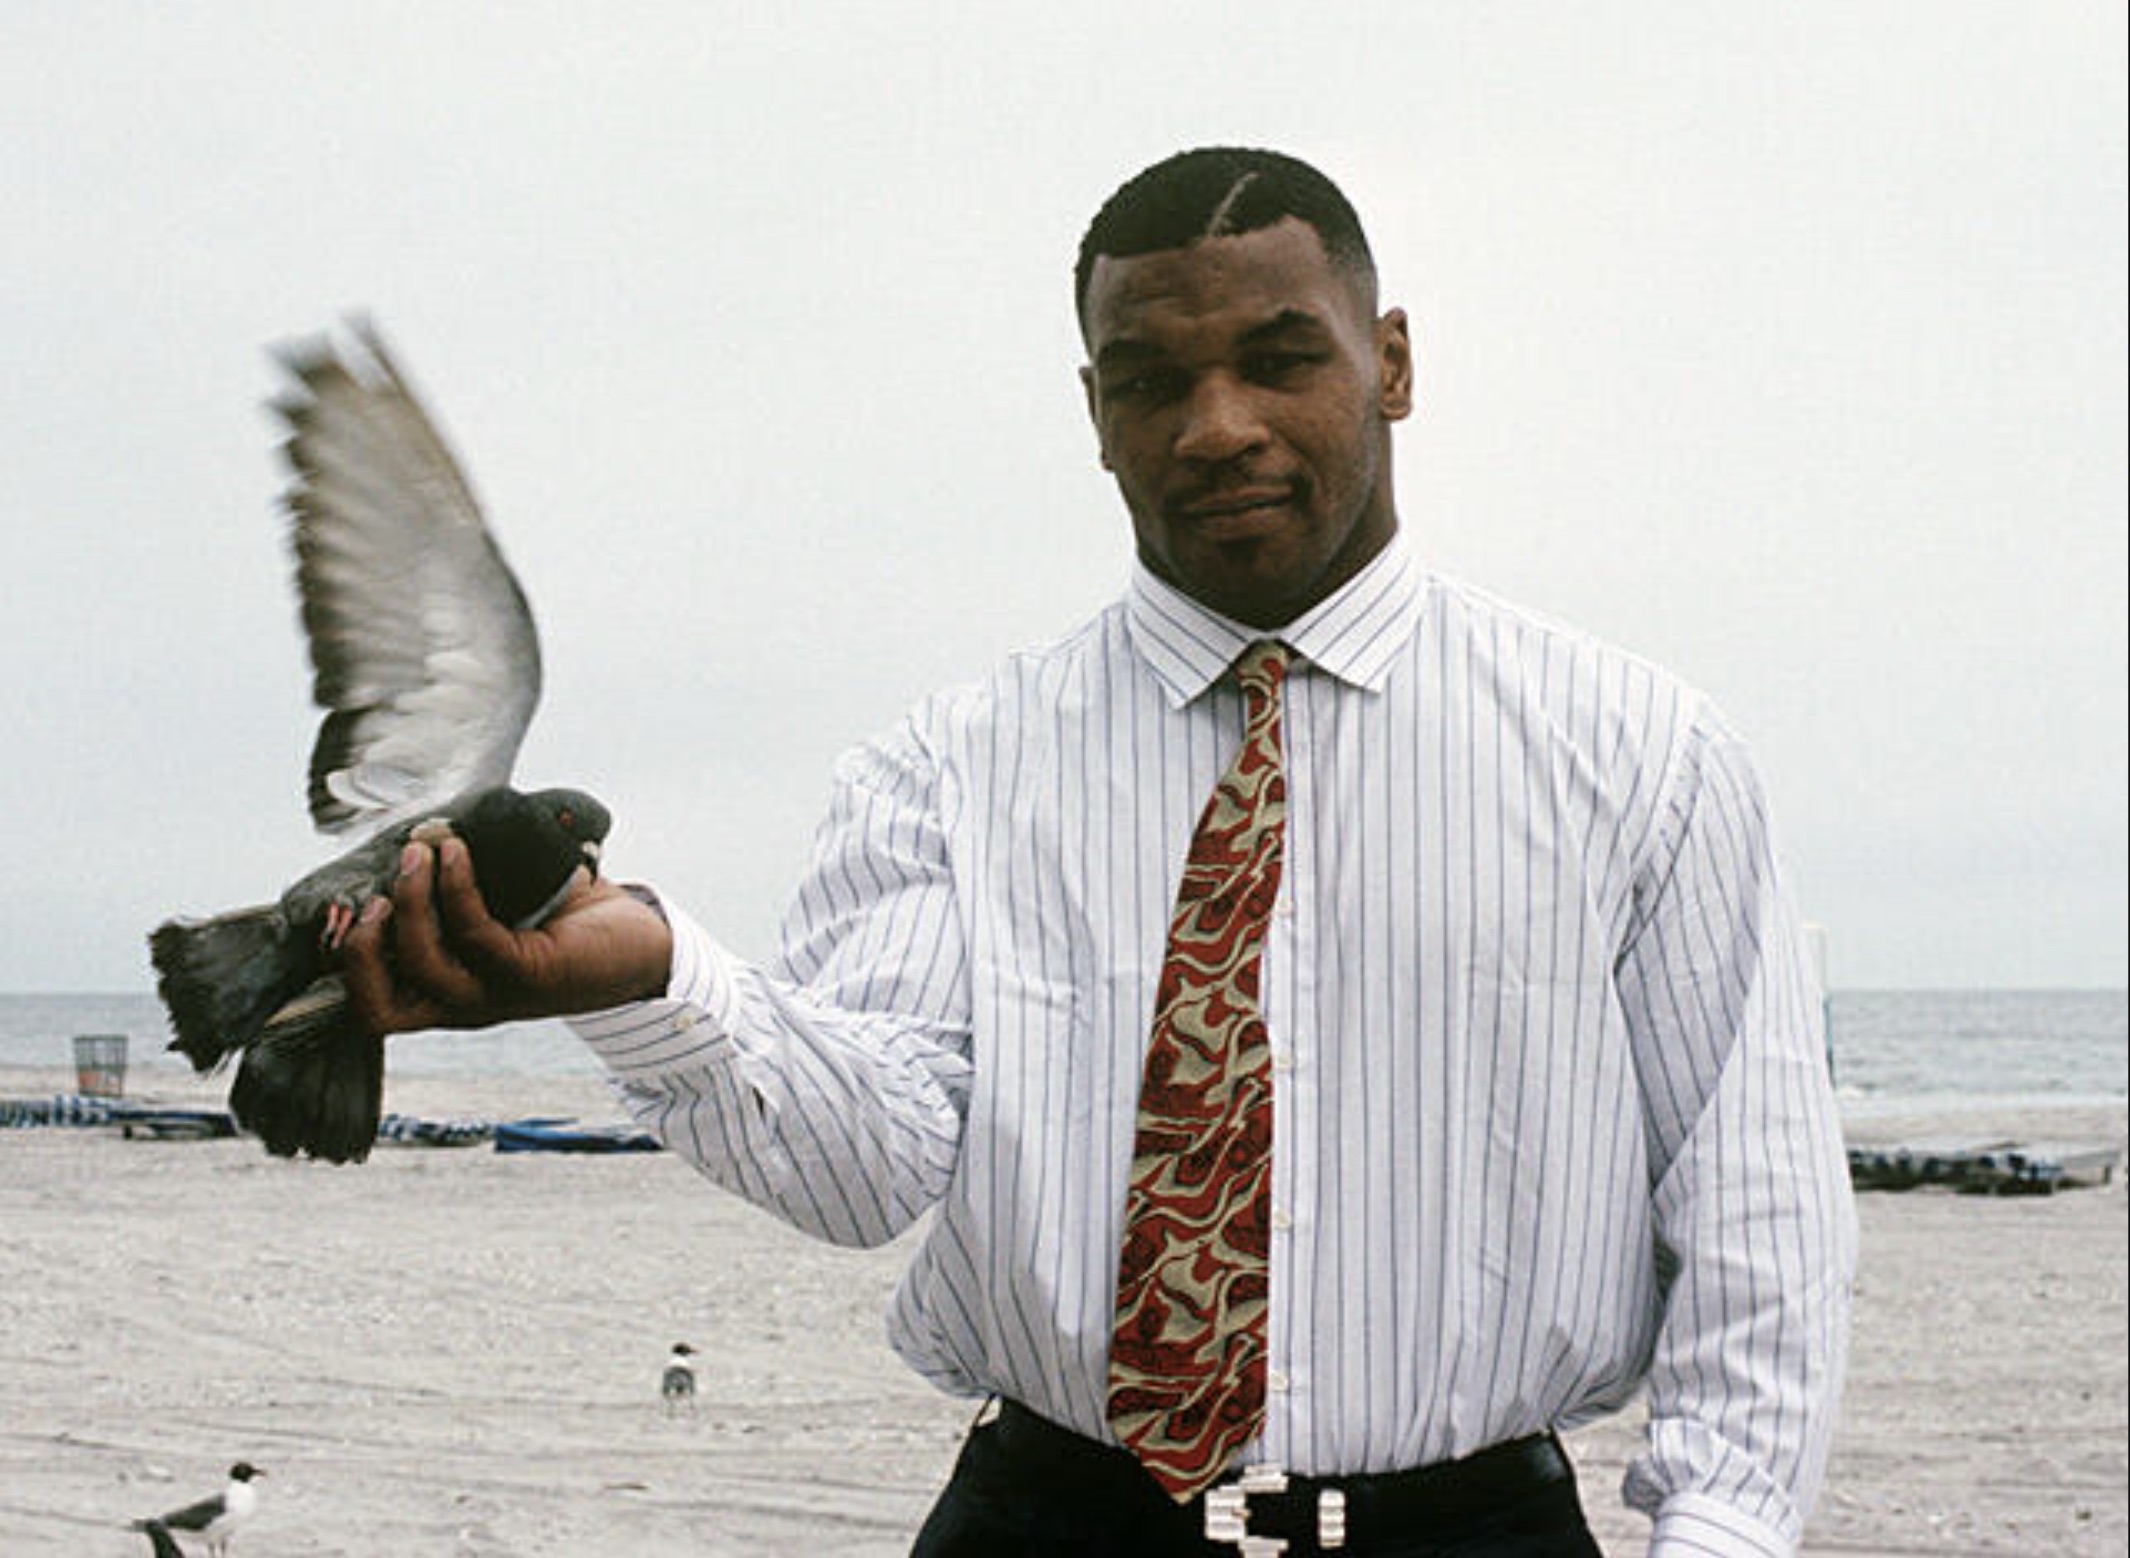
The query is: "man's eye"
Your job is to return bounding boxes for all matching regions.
[1246,350,1317,381]
[1106,369,1183,401]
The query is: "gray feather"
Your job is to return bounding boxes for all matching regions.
[151,783,610,1162]
[148,319,594,1163]
[273,316,541,840]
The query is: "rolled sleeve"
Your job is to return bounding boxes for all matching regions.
[571,895,744,1076]
[1648,1493,1797,1556]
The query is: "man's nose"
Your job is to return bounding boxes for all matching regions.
[1173,375,1269,463]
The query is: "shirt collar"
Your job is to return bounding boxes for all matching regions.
[1125,528,1427,706]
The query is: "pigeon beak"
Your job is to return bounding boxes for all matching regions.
[580,839,602,879]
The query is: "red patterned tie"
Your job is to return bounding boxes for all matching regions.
[1108,639,1291,1501]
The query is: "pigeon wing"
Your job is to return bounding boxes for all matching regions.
[273,318,541,839]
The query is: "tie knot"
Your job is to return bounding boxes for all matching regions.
[1235,640,1290,709]
[1235,639,1278,690]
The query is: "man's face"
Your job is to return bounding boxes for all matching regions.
[1080,218,1413,629]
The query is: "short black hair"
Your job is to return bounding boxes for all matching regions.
[1074,146,1376,327]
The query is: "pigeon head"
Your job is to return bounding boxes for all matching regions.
[229,1463,265,1482]
[452,785,613,928]
[530,787,612,871]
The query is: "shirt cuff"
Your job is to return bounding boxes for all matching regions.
[567,890,743,1078]
[1647,1493,1796,1558]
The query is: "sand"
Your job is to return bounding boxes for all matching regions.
[2,1065,2122,1556]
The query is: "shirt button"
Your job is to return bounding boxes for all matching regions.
[1272,1050,1295,1073]
[1271,1208,1292,1231]
[674,1011,698,1032]
[1267,1370,1290,1393]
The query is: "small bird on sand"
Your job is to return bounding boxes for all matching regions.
[662,1341,699,1416]
[132,1462,263,1557]
[148,319,609,1163]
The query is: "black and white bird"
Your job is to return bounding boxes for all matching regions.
[148,320,610,1163]
[132,1462,263,1557]
[661,1341,699,1416]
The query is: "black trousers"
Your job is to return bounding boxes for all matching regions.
[911,1402,1605,1558]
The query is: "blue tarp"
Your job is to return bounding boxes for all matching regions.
[0,1095,235,1138]
[1847,1140,2120,1194]
[3,1096,660,1155]
[376,1112,494,1147]
[492,1117,661,1154]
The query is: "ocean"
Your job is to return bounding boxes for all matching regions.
[0,993,602,1082]
[0,989,2122,1109]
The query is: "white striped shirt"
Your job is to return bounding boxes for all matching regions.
[575,529,1856,1556]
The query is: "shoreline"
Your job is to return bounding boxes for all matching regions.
[9,1056,2126,1128]
[2,1069,2123,1555]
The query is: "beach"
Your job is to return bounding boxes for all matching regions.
[2,1065,2122,1556]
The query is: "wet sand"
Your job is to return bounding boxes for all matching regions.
[2,1066,2121,1555]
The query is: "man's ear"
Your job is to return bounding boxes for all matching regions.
[1376,308,1414,421]
[1080,364,1113,469]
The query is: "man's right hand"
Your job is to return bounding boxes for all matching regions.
[341,836,674,1037]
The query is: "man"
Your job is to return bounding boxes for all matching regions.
[346,147,1857,1556]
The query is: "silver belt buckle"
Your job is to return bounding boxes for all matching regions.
[1203,1463,1347,1553]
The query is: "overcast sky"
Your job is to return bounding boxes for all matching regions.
[5,3,2123,992]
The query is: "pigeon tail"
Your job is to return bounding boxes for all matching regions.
[229,976,384,1164]
[149,907,310,1070]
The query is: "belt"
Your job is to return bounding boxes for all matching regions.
[988,1400,1575,1554]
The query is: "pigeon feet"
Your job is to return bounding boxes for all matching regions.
[320,901,357,950]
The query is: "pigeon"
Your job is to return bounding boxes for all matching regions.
[131,1462,263,1557]
[148,319,610,1164]
[662,1341,699,1416]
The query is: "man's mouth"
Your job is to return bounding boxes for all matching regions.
[1172,485,1295,534]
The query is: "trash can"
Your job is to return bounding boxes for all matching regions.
[73,1033,128,1098]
